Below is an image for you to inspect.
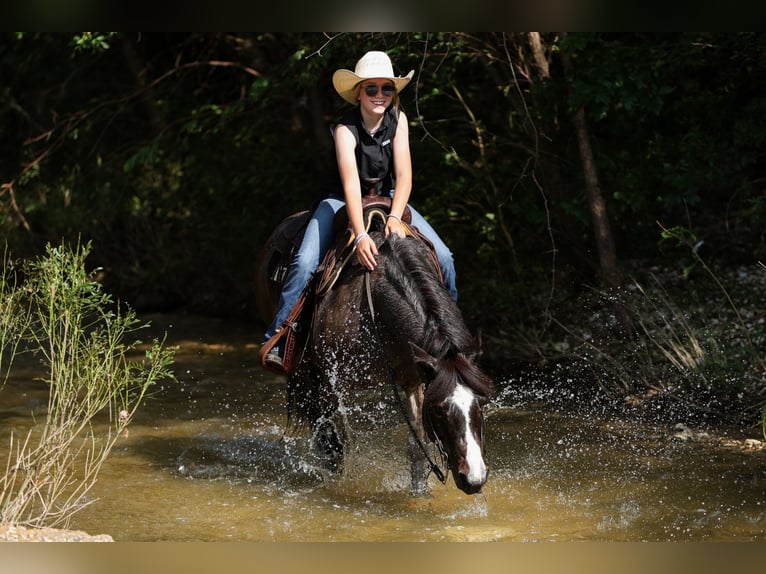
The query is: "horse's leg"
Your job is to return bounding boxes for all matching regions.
[313,414,345,474]
[312,380,347,474]
[406,385,430,497]
[288,359,343,473]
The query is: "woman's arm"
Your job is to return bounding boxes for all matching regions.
[335,123,378,270]
[386,109,411,239]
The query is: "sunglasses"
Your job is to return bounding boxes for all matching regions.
[363,84,396,98]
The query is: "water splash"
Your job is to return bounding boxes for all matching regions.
[175,434,324,488]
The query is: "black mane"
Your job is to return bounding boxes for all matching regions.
[377,233,475,360]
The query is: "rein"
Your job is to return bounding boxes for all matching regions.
[364,271,447,485]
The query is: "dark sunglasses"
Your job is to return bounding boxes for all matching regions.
[364,84,396,98]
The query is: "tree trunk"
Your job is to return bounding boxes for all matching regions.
[121,35,164,133]
[525,33,593,281]
[559,34,622,292]
[527,32,550,78]
[559,33,634,335]
[570,106,622,291]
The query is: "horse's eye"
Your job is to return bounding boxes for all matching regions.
[430,408,447,420]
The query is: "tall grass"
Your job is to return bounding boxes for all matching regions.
[0,241,176,528]
[552,226,766,428]
[0,247,32,387]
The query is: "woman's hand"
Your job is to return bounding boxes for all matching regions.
[384,215,406,239]
[356,234,378,270]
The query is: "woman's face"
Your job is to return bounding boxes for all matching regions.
[359,79,396,112]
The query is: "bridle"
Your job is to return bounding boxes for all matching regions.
[364,271,447,484]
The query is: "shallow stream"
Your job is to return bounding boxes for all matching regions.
[1,314,764,541]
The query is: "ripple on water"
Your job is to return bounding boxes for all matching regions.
[4,314,765,541]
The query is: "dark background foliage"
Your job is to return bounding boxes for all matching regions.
[2,33,765,408]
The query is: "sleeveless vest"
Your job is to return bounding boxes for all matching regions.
[324,106,399,197]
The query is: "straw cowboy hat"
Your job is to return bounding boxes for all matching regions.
[332,51,415,105]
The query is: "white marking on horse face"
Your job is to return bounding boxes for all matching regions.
[448,384,487,485]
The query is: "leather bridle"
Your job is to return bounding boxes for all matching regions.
[364,270,447,485]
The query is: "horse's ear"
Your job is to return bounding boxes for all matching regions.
[410,343,439,378]
[467,330,484,362]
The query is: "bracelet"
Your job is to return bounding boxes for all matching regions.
[354,232,369,245]
[386,213,402,223]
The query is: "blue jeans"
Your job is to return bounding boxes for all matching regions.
[264,193,457,340]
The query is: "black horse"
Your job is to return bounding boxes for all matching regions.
[258,209,494,495]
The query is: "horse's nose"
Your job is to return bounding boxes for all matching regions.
[454,466,488,495]
[461,456,487,484]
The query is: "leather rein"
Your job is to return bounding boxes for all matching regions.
[363,260,447,485]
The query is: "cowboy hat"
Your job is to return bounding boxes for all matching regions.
[332,51,414,105]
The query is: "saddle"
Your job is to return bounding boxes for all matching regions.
[258,195,442,375]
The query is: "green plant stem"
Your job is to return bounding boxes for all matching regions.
[0,241,176,528]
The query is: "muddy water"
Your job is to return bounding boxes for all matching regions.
[1,314,764,541]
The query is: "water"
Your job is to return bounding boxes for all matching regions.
[1,314,764,541]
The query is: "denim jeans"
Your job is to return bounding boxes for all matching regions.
[264,193,457,341]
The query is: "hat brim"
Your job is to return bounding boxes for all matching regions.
[332,69,414,105]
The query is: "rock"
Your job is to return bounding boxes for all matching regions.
[0,524,113,542]
[744,438,763,450]
[672,422,695,442]
[671,422,710,443]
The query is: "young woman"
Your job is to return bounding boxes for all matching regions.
[264,50,457,371]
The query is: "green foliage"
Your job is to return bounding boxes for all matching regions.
[658,222,766,377]
[559,33,766,261]
[71,32,116,54]
[0,240,176,527]
[1,32,765,387]
[0,247,31,385]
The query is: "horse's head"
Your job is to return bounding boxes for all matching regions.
[411,343,493,495]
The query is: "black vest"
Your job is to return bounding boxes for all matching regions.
[324,106,399,197]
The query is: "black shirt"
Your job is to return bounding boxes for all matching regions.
[324,106,400,197]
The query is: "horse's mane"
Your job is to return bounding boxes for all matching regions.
[376,233,493,399]
[286,222,493,429]
[377,233,474,360]
[431,354,495,400]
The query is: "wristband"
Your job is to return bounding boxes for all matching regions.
[386,213,402,223]
[354,232,369,245]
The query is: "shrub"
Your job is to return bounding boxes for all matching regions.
[0,241,175,528]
